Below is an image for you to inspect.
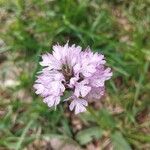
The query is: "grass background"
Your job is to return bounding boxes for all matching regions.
[0,0,150,149]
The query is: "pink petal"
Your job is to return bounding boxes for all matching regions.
[34,84,44,94]
[80,86,91,97]
[69,98,88,114]
[44,96,61,107]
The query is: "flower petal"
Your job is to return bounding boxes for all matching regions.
[74,80,91,97]
[44,95,61,107]
[40,53,61,70]
[33,84,44,94]
[69,98,88,114]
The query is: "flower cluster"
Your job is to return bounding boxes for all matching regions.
[34,43,112,114]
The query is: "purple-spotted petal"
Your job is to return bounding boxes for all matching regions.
[69,98,88,114]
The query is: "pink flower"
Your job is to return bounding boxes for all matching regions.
[34,43,112,114]
[69,97,88,114]
[74,80,91,97]
[40,53,61,70]
[44,95,60,107]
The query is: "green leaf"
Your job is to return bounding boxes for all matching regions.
[98,109,116,129]
[76,127,103,145]
[111,131,132,150]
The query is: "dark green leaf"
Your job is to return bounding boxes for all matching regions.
[111,131,132,150]
[76,127,103,145]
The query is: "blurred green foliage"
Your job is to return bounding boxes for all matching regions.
[0,0,150,149]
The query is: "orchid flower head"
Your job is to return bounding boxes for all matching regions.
[34,43,112,114]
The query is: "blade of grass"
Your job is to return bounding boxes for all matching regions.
[134,62,149,104]
[127,133,150,143]
[15,120,33,150]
